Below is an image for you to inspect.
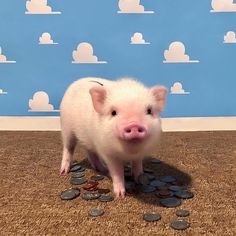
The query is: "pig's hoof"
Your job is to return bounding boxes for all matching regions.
[60,162,70,176]
[114,185,126,198]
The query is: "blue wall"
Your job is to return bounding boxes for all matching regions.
[0,0,236,117]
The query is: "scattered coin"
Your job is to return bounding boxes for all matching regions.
[143,168,154,174]
[140,185,156,193]
[83,181,99,191]
[170,220,190,230]
[143,212,161,222]
[150,180,166,188]
[88,208,104,217]
[138,173,150,185]
[176,209,190,217]
[81,192,101,200]
[160,197,181,208]
[91,175,104,181]
[160,176,177,183]
[155,190,174,198]
[98,194,114,202]
[168,185,183,192]
[60,189,77,200]
[71,187,80,196]
[98,188,110,194]
[71,172,85,178]
[70,164,81,172]
[174,190,194,199]
[70,177,87,185]
[76,167,86,172]
[145,174,156,181]
[150,159,161,164]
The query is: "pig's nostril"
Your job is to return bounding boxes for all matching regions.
[127,129,131,133]
[138,128,144,133]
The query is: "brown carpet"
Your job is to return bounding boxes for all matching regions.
[0,131,235,236]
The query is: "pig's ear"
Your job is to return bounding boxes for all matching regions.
[150,86,167,112]
[89,86,107,114]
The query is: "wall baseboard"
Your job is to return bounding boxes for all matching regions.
[0,116,235,131]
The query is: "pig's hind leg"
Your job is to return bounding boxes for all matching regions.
[60,131,77,175]
[87,151,108,175]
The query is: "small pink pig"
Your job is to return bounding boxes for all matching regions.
[60,77,167,197]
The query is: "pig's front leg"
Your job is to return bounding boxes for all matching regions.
[132,160,143,182]
[106,158,125,198]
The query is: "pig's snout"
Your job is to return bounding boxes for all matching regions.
[118,123,148,141]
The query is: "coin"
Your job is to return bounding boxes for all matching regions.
[81,192,101,200]
[60,189,77,200]
[91,175,104,181]
[145,174,156,181]
[168,185,183,192]
[150,180,166,188]
[71,172,85,178]
[150,159,161,164]
[155,190,174,198]
[143,168,154,174]
[160,197,181,208]
[138,173,150,185]
[88,208,104,217]
[76,167,86,172]
[176,209,190,217]
[160,176,176,183]
[140,185,156,193]
[70,164,81,172]
[174,190,194,199]
[98,188,110,194]
[98,194,114,202]
[143,213,161,222]
[70,177,87,185]
[83,181,99,191]
[170,220,190,230]
[125,181,136,193]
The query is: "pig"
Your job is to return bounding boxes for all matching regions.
[60,77,167,198]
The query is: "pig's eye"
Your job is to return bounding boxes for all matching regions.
[146,107,152,115]
[111,110,117,116]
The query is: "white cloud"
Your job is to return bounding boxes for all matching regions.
[28,91,59,112]
[170,82,190,94]
[0,89,7,95]
[163,41,199,63]
[224,31,236,43]
[211,0,236,12]
[130,32,150,44]
[39,32,58,45]
[72,42,107,64]
[25,0,61,14]
[118,0,154,14]
[0,47,16,64]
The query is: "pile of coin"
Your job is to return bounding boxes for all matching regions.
[60,158,193,230]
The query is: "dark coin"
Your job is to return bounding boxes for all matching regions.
[70,164,81,172]
[60,189,77,200]
[70,177,87,185]
[150,180,166,188]
[160,176,177,183]
[150,159,161,164]
[145,174,156,181]
[98,194,114,202]
[156,190,174,198]
[98,188,110,194]
[143,213,161,222]
[170,220,190,230]
[71,172,85,178]
[140,185,156,193]
[76,166,86,172]
[91,175,104,181]
[174,190,194,199]
[81,192,101,200]
[169,185,183,192]
[88,208,104,217]
[160,197,181,208]
[143,168,154,173]
[83,181,99,191]
[138,173,150,186]
[157,185,169,191]
[176,209,190,217]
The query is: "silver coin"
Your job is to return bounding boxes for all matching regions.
[70,164,81,172]
[170,220,190,230]
[150,180,166,188]
[143,212,161,222]
[160,176,176,183]
[138,173,150,186]
[70,177,87,185]
[82,192,101,200]
[71,172,85,178]
[89,208,104,217]
[90,175,104,181]
[174,190,194,199]
[168,185,183,192]
[176,209,190,217]
[145,174,156,181]
[98,194,114,202]
[160,197,181,208]
[150,159,161,164]
[140,185,156,193]
[60,189,77,200]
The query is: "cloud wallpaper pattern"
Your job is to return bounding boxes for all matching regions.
[0,0,235,117]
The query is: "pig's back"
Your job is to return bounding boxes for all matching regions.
[60,77,113,149]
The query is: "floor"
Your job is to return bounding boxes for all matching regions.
[0,131,235,236]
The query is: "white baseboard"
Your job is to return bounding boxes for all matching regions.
[0,116,235,131]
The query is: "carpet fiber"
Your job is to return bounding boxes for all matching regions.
[0,131,235,236]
